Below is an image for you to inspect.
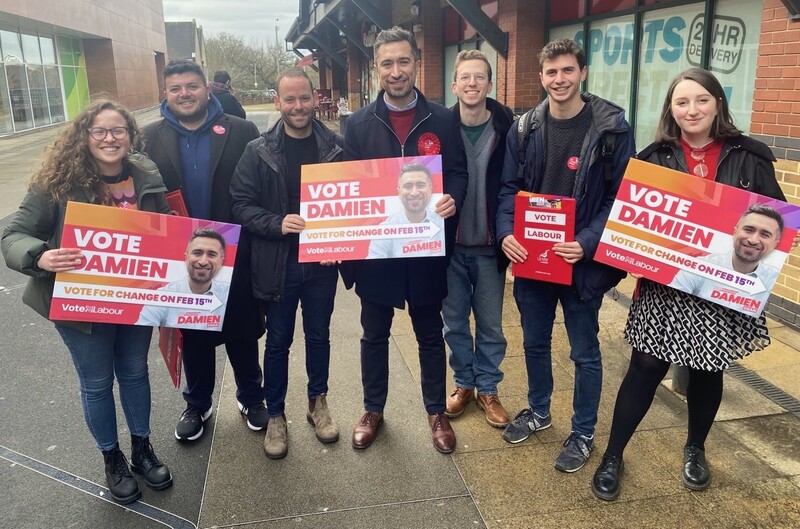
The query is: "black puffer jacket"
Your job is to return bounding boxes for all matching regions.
[230,118,343,301]
[637,135,785,200]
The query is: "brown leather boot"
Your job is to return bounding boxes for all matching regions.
[352,411,383,449]
[445,387,474,418]
[476,393,510,427]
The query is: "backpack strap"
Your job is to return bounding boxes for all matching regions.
[516,108,536,178]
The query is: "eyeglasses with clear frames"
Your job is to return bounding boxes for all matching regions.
[457,73,488,84]
[88,127,129,141]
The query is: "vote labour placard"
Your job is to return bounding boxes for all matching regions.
[511,193,576,285]
[298,155,445,262]
[596,159,800,317]
[50,202,241,331]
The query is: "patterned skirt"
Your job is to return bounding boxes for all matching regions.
[624,279,771,372]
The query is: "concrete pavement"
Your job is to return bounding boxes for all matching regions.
[0,107,799,528]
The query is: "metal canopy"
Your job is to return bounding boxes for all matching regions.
[446,0,508,58]
[350,0,390,31]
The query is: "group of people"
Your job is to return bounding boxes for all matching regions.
[2,26,797,508]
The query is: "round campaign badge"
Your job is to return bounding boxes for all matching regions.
[417,132,441,155]
[567,156,579,170]
[213,125,226,135]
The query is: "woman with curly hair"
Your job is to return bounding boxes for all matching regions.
[2,100,173,504]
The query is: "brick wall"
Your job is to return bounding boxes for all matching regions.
[750,0,800,329]
[498,0,546,113]
[417,0,444,104]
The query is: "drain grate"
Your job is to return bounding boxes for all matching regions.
[607,288,800,420]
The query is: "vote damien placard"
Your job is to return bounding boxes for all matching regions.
[298,155,445,262]
[596,159,800,317]
[50,202,241,330]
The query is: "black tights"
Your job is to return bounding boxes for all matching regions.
[605,348,724,458]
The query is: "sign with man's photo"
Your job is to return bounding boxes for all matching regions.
[298,155,445,262]
[50,202,240,331]
[596,159,800,317]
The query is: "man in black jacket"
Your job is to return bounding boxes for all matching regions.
[142,59,266,442]
[230,69,343,460]
[342,27,469,454]
[443,50,513,430]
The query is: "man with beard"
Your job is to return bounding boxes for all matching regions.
[137,228,230,330]
[341,27,468,454]
[142,59,266,442]
[230,69,343,459]
[670,203,784,311]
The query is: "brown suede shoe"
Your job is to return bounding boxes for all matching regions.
[476,393,510,427]
[429,413,456,454]
[445,387,474,418]
[351,411,383,449]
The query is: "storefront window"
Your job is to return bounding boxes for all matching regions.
[635,2,703,144]
[21,34,41,64]
[0,65,13,134]
[586,15,635,112]
[711,0,761,134]
[1,30,23,62]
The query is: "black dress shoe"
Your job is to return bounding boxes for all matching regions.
[591,453,624,501]
[682,445,710,491]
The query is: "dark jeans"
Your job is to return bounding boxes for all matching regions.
[513,278,604,437]
[262,259,338,417]
[360,299,446,415]
[181,331,263,412]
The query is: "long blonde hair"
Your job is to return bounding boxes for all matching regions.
[28,100,144,203]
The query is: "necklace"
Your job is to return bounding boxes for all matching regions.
[683,139,714,178]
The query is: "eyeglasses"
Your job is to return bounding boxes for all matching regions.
[457,74,488,84]
[88,127,129,141]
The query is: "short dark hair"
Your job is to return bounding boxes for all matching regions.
[163,59,206,84]
[275,68,314,96]
[538,39,586,72]
[398,163,432,183]
[655,67,742,145]
[374,26,419,61]
[212,71,231,84]
[739,203,784,237]
[189,227,226,252]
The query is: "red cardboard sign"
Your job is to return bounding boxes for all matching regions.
[511,193,576,285]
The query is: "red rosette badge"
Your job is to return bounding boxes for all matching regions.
[417,132,441,155]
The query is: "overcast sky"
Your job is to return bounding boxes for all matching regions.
[162,0,299,47]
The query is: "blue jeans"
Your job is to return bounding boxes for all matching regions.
[513,278,604,437]
[262,259,338,417]
[56,323,153,451]
[442,252,507,394]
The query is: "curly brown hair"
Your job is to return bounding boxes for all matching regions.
[28,99,144,204]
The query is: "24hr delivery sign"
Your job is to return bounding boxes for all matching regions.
[596,159,800,317]
[298,155,444,262]
[50,202,240,330]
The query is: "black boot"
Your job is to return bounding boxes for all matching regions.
[591,453,624,501]
[102,443,141,504]
[131,435,173,490]
[682,444,710,490]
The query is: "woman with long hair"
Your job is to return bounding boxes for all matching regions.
[590,68,798,501]
[2,100,173,504]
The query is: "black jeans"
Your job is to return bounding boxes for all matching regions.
[181,331,263,412]
[359,299,446,415]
